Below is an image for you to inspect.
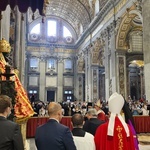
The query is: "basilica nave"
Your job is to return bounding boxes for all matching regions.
[0,0,150,149]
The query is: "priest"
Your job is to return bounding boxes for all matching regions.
[94,92,135,150]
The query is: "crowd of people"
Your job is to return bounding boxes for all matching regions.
[30,96,149,117]
[0,93,149,150]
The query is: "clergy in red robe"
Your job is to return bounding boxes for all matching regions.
[94,92,135,150]
[94,100,106,121]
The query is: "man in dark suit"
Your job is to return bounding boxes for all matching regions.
[83,108,105,135]
[0,95,24,150]
[35,102,76,150]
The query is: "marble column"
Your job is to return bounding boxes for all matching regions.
[88,49,92,102]
[57,58,63,102]
[139,66,144,99]
[76,74,84,101]
[19,14,26,85]
[116,51,127,99]
[143,0,150,102]
[104,31,110,101]
[110,29,117,94]
[84,48,89,102]
[1,6,10,40]
[14,8,21,70]
[127,67,130,98]
[39,59,46,101]
[91,66,99,101]
[84,47,92,102]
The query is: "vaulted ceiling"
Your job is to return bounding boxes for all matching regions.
[28,0,95,37]
[45,0,93,30]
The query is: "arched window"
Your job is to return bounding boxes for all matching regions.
[47,20,57,36]
[29,17,76,44]
[63,26,72,38]
[95,0,100,15]
[31,23,40,34]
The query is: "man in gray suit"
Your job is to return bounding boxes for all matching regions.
[35,102,76,150]
[0,95,24,150]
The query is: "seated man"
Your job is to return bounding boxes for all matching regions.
[71,113,96,150]
[94,92,135,150]
[83,108,105,135]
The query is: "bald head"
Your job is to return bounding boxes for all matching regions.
[48,102,62,116]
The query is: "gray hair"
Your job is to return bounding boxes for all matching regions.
[87,108,97,116]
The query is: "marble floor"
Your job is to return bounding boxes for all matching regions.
[25,134,150,150]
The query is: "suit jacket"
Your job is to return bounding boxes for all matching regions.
[83,118,105,135]
[35,119,76,150]
[0,116,24,150]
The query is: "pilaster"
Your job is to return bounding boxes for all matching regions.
[57,57,63,102]
[1,6,10,40]
[143,0,150,102]
[91,66,99,102]
[84,47,92,102]
[75,54,85,101]
[14,8,21,69]
[103,28,110,101]
[39,59,46,101]
[116,50,127,99]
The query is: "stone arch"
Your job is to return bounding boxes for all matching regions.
[126,55,143,66]
[116,8,143,51]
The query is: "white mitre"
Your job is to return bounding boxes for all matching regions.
[107,92,130,137]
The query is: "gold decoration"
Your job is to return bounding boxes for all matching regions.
[130,60,144,67]
[45,0,50,5]
[0,38,11,53]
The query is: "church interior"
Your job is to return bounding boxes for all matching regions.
[0,0,150,149]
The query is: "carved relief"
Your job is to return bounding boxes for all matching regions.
[91,38,101,64]
[116,9,137,50]
[98,39,105,67]
[109,79,112,96]
[77,55,85,73]
[93,69,97,99]
[119,57,125,96]
[79,77,82,97]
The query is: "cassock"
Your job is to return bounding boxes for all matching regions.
[94,117,135,150]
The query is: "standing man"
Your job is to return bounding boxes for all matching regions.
[0,95,24,150]
[35,102,76,150]
[83,108,105,135]
[71,113,96,150]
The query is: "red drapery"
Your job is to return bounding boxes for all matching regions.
[0,0,44,15]
[26,116,150,138]
[26,117,73,138]
[133,116,150,133]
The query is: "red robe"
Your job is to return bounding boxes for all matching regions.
[94,117,135,150]
[97,111,106,121]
